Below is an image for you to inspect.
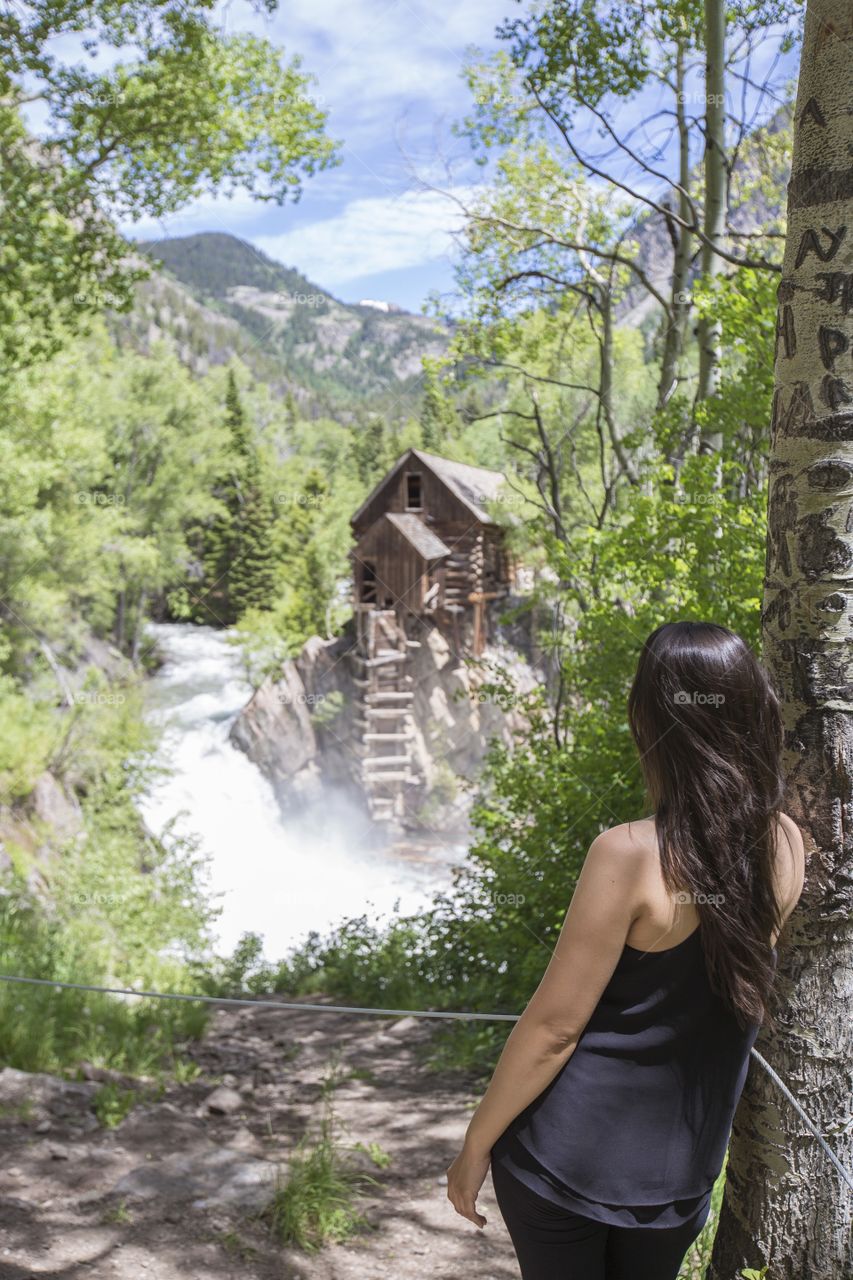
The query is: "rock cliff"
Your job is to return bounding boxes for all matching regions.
[230,610,542,833]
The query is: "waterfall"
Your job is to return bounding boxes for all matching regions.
[139,623,459,958]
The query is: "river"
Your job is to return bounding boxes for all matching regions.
[138,623,461,959]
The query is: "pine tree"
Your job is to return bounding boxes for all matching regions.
[350,414,388,485]
[275,468,330,648]
[419,363,459,450]
[193,369,279,624]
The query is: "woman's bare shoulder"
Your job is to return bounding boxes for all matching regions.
[777,811,805,856]
[589,818,659,865]
[775,812,806,919]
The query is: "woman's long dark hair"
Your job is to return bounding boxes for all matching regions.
[627,621,785,1027]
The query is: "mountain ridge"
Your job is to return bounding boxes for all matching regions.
[120,233,447,417]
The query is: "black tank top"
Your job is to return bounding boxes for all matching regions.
[491,926,767,1228]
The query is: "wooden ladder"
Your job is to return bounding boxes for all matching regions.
[353,609,421,823]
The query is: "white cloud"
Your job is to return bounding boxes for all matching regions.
[120,189,262,243]
[244,0,507,148]
[253,185,477,286]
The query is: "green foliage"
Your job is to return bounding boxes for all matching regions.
[678,1163,727,1277]
[182,369,279,626]
[0,673,55,800]
[353,1141,392,1170]
[1,3,338,368]
[0,325,234,667]
[261,1101,375,1253]
[93,1083,139,1129]
[0,685,214,1076]
[420,361,461,449]
[277,263,773,1070]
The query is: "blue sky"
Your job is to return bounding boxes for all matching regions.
[32,0,799,314]
[126,0,510,311]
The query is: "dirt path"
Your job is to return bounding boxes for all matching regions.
[0,999,518,1279]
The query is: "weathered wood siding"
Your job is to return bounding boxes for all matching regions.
[352,459,477,539]
[352,521,428,612]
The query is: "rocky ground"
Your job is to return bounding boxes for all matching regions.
[0,1000,518,1280]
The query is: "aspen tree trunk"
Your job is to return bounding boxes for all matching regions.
[658,34,694,415]
[711,3,853,1277]
[696,0,726,450]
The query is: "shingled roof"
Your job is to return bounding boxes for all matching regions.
[412,450,506,522]
[351,448,506,527]
[385,512,451,560]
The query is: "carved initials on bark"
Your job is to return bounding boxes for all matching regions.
[815,272,853,315]
[794,225,848,269]
[799,96,826,128]
[818,326,850,370]
[779,381,817,434]
[815,10,853,53]
[775,305,797,360]
[766,473,797,579]
[820,375,853,411]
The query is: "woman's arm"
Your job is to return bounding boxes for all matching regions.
[446,825,645,1228]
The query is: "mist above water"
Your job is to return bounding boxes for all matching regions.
[139,623,461,959]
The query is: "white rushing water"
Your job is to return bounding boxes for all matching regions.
[139,623,461,958]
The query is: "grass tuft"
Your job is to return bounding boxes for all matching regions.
[261,1105,377,1253]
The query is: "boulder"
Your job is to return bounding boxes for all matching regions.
[203,1085,244,1116]
[114,1146,274,1211]
[0,1067,97,1127]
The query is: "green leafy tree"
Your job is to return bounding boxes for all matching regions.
[0,0,338,369]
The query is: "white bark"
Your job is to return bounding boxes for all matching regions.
[711,3,853,1277]
[658,36,694,417]
[696,0,727,447]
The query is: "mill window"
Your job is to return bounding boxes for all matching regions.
[360,560,378,604]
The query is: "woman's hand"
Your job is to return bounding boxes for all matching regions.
[446,1143,490,1229]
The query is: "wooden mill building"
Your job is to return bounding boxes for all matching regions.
[350,448,512,651]
[349,449,513,823]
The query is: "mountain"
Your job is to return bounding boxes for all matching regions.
[114,232,448,417]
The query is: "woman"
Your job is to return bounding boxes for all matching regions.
[447,621,805,1280]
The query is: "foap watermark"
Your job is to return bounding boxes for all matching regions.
[674,690,725,707]
[490,491,528,511]
[489,890,526,908]
[278,291,326,308]
[289,90,328,113]
[90,84,129,109]
[75,491,126,506]
[72,690,126,707]
[673,492,725,506]
[277,690,326,708]
[476,688,521,710]
[471,86,532,114]
[73,891,129,907]
[273,491,328,508]
[675,890,726,907]
[676,91,725,108]
[73,291,124,309]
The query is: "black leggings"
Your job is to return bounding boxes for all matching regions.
[491,1159,706,1280]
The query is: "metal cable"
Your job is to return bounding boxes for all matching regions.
[1,971,850,1192]
[0,972,518,1021]
[750,1049,853,1193]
